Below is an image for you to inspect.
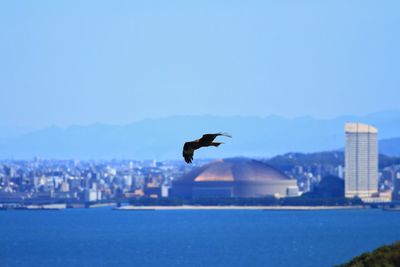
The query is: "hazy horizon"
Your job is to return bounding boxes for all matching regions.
[2,108,400,130]
[1,111,400,160]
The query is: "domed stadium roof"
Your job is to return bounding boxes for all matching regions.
[173,158,297,198]
[179,157,291,183]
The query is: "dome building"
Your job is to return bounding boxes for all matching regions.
[173,158,298,198]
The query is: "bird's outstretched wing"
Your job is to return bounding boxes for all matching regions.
[182,133,232,164]
[199,132,232,143]
[182,142,196,163]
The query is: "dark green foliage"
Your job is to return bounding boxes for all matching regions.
[337,241,400,267]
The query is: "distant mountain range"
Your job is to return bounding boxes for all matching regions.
[1,110,400,160]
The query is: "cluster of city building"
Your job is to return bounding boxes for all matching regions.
[0,159,196,204]
[0,122,399,205]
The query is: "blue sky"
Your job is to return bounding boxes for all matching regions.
[1,0,399,128]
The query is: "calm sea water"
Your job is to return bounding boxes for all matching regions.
[1,208,399,267]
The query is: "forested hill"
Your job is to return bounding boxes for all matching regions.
[337,241,400,267]
[265,152,400,171]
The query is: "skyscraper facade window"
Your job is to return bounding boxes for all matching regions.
[345,123,378,200]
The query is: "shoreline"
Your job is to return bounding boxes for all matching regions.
[114,205,366,211]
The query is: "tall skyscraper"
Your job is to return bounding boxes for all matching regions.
[345,123,378,200]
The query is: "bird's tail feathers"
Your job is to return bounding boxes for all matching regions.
[218,132,232,138]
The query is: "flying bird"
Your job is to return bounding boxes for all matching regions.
[182,133,232,163]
